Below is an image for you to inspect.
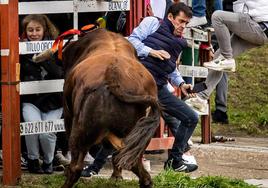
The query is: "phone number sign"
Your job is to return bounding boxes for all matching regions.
[20,119,65,135]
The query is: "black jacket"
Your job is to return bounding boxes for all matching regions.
[20,54,64,112]
[141,18,187,87]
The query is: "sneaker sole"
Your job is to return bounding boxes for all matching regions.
[186,165,198,173]
[185,102,208,114]
[174,164,198,173]
[204,65,236,72]
[81,171,97,177]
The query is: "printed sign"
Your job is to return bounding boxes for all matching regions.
[108,0,129,11]
[20,119,65,136]
[183,27,209,42]
[77,0,130,12]
[19,40,54,55]
[178,65,208,78]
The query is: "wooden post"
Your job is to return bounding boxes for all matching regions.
[0,0,21,185]
[201,100,211,144]
[199,30,213,144]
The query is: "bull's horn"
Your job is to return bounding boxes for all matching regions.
[32,49,56,63]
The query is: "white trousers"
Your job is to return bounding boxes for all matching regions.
[22,103,63,164]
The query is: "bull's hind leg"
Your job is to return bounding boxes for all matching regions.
[62,150,86,188]
[131,155,152,188]
[62,122,88,188]
[111,153,123,180]
[62,121,105,187]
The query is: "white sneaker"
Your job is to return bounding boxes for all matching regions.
[187,138,194,147]
[55,151,71,166]
[204,54,236,72]
[187,16,207,27]
[185,95,208,114]
[84,152,94,165]
[142,158,151,172]
[65,151,71,161]
[182,154,197,165]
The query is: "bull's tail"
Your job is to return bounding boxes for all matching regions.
[105,63,161,170]
[114,101,160,170]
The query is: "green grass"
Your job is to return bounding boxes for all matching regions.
[19,170,256,188]
[226,44,268,135]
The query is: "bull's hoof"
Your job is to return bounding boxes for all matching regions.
[140,181,153,188]
[110,174,123,180]
[63,166,70,177]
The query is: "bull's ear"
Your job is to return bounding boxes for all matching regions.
[32,49,54,63]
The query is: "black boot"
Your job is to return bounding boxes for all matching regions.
[212,110,229,124]
[28,159,43,174]
[42,162,53,174]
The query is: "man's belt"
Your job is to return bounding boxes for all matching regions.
[259,22,268,38]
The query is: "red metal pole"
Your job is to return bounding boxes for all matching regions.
[126,0,134,35]
[136,0,144,24]
[0,0,21,185]
[126,0,147,35]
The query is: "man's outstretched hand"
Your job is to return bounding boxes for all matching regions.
[149,49,171,60]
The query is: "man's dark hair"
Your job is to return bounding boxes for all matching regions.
[167,2,192,18]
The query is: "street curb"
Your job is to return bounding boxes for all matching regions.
[245,179,268,188]
[192,143,268,153]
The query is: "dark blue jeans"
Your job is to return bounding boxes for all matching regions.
[158,87,198,162]
[162,112,180,136]
[89,142,114,173]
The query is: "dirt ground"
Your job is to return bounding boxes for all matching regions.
[1,137,267,187]
[96,137,268,180]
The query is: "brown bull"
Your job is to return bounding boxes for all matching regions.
[60,29,161,188]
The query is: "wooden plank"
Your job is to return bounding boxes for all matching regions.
[146,137,174,151]
[20,79,64,95]
[178,65,208,78]
[19,0,130,15]
[199,31,213,144]
[0,0,21,185]
[20,119,65,136]
[201,100,211,144]
[19,1,73,15]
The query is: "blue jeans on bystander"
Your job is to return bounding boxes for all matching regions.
[192,0,223,17]
[157,87,198,162]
